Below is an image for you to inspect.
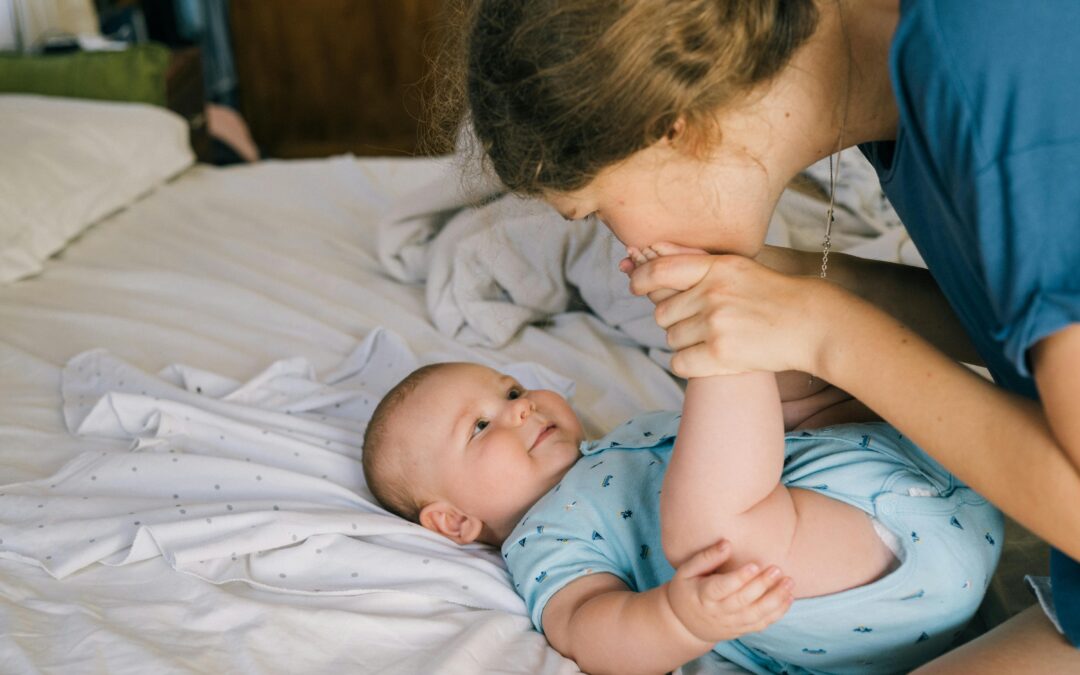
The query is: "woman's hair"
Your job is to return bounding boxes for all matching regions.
[434,0,819,195]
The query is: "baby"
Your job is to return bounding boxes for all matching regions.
[362,254,1002,675]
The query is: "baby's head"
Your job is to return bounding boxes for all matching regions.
[362,362,585,546]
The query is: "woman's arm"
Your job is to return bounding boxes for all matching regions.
[813,285,1080,561]
[1032,324,1080,474]
[755,246,984,366]
[629,255,1080,561]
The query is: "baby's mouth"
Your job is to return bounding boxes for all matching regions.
[531,423,557,451]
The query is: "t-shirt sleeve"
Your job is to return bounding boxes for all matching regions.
[504,517,632,634]
[977,141,1080,376]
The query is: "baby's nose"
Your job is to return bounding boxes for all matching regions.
[510,397,535,422]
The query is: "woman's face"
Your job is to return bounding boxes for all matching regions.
[546,136,782,257]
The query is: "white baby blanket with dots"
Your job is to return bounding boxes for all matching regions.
[0,327,573,616]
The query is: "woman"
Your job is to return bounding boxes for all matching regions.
[456,0,1080,670]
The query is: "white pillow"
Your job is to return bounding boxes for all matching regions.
[0,94,194,283]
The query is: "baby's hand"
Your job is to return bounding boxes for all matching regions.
[620,242,709,304]
[665,540,793,644]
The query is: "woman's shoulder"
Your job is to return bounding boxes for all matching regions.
[893,0,1080,160]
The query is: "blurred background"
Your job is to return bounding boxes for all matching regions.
[0,0,452,163]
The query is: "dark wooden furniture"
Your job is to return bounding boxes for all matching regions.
[165,46,212,162]
[228,0,445,158]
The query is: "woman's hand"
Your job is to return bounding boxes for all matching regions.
[627,247,847,378]
[665,539,794,644]
[621,243,707,304]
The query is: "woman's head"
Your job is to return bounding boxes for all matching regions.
[464,0,820,197]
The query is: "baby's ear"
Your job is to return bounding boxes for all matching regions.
[419,501,484,545]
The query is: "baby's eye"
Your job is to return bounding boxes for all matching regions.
[507,386,522,400]
[472,418,489,437]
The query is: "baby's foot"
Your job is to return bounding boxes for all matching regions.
[625,242,708,270]
[648,242,709,257]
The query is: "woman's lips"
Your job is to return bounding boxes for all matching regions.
[531,424,556,451]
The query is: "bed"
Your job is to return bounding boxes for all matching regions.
[0,94,1047,674]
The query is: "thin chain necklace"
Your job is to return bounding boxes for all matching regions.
[822,0,851,281]
[820,147,841,279]
[809,147,841,390]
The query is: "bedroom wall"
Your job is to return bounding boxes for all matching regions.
[229,0,446,159]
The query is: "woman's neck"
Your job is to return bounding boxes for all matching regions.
[757,0,900,182]
[833,0,901,147]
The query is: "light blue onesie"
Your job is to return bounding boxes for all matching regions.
[502,412,1003,675]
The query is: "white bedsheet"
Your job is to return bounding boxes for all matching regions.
[0,153,1013,675]
[0,156,695,674]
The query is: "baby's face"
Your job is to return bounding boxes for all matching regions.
[398,363,585,542]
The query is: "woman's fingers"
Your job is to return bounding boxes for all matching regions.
[670,342,743,378]
[664,314,710,351]
[651,241,709,257]
[648,288,680,304]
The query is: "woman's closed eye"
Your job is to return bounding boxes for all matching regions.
[561,211,597,223]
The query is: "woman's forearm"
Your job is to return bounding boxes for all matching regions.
[562,584,712,675]
[813,286,1080,560]
[757,246,984,366]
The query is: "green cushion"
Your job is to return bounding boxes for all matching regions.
[0,43,170,106]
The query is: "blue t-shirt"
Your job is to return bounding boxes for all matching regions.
[860,0,1080,643]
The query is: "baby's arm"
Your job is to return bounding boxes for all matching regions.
[542,541,792,675]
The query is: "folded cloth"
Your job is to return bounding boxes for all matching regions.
[0,328,573,615]
[375,155,504,284]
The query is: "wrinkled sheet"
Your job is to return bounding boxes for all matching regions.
[3,328,580,615]
[0,156,692,675]
[0,154,1041,675]
[376,151,918,360]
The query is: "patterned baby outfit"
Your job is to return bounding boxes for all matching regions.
[502,412,1003,674]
